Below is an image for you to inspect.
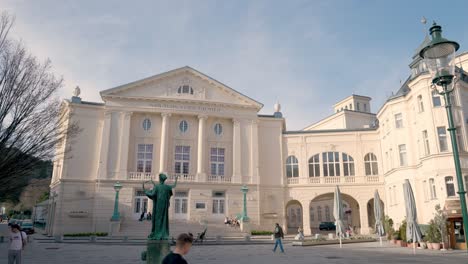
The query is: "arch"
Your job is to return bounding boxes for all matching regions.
[308,154,320,177]
[285,200,303,233]
[286,155,299,178]
[308,192,361,234]
[366,197,385,229]
[364,153,378,175]
[342,152,355,176]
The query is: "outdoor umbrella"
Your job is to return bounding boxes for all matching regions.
[403,179,422,254]
[374,190,385,246]
[333,185,346,248]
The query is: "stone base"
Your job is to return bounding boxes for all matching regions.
[109,220,121,236]
[146,240,171,264]
[240,221,251,233]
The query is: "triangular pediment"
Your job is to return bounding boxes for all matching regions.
[100,66,263,110]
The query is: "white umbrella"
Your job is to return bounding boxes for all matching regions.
[403,179,422,254]
[333,186,346,248]
[374,190,385,246]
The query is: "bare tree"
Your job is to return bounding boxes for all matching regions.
[0,12,79,202]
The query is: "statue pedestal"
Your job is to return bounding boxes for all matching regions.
[240,220,251,234]
[146,240,171,264]
[109,220,121,236]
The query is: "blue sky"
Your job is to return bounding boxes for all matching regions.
[2,0,467,129]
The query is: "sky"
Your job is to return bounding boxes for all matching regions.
[1,0,467,130]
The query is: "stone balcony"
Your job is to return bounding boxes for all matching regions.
[286,175,384,186]
[126,172,251,184]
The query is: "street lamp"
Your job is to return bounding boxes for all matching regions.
[419,22,468,250]
[111,182,123,221]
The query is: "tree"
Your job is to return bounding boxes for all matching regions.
[0,12,79,202]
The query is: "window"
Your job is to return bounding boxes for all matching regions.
[349,103,352,110]
[174,191,188,214]
[345,105,348,110]
[388,187,393,205]
[394,113,403,128]
[174,146,190,175]
[423,180,428,201]
[393,185,397,204]
[432,90,441,107]
[322,152,340,176]
[429,178,437,199]
[437,126,448,152]
[357,102,360,111]
[210,148,225,176]
[310,207,315,222]
[142,119,151,131]
[308,154,320,177]
[212,191,225,214]
[364,103,367,112]
[398,144,407,166]
[325,206,331,221]
[137,144,153,172]
[342,153,355,176]
[214,123,223,135]
[178,85,194,95]
[417,95,424,112]
[457,127,465,152]
[364,153,378,175]
[286,156,299,178]
[195,202,206,209]
[422,130,430,155]
[445,176,456,197]
[317,206,322,221]
[179,120,188,133]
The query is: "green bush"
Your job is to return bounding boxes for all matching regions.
[251,230,273,235]
[63,232,108,237]
[399,220,407,242]
[384,215,395,240]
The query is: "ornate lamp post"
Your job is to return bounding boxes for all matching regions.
[419,22,468,250]
[241,185,249,222]
[111,182,123,221]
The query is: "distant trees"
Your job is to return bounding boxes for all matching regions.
[0,12,79,201]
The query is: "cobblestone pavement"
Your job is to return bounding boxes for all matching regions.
[1,240,468,264]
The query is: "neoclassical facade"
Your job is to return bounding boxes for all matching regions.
[47,49,468,239]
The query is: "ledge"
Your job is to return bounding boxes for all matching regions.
[292,238,376,246]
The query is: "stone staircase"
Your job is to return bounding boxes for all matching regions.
[117,219,247,238]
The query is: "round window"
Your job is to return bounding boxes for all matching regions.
[142,119,151,131]
[214,123,223,135]
[179,120,188,133]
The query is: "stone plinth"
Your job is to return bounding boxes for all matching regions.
[109,220,121,236]
[146,240,171,264]
[240,220,251,233]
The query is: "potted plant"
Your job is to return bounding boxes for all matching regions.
[399,220,407,247]
[433,205,449,250]
[428,220,441,250]
[384,215,395,243]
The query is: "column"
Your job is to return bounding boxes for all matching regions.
[197,115,207,181]
[359,200,370,235]
[159,113,171,173]
[301,200,312,236]
[118,112,132,179]
[98,111,112,179]
[250,120,259,184]
[232,118,242,183]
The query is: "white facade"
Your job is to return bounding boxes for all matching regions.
[48,51,468,237]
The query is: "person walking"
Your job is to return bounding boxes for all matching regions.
[162,233,193,264]
[272,223,285,253]
[8,224,27,264]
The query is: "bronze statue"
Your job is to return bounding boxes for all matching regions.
[143,173,178,240]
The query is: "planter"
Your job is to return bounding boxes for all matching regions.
[431,243,441,250]
[390,239,396,244]
[441,242,449,249]
[396,240,407,247]
[427,242,433,250]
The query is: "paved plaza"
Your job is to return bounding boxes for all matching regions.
[1,239,467,264]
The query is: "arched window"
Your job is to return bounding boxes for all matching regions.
[417,95,424,112]
[342,153,355,176]
[364,153,379,175]
[325,206,330,221]
[322,152,340,176]
[429,178,437,199]
[317,206,322,221]
[214,123,223,135]
[177,85,194,95]
[310,207,315,222]
[142,118,151,131]
[179,120,188,133]
[286,156,299,178]
[308,154,320,177]
[445,176,456,197]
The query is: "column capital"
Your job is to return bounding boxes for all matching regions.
[251,119,258,125]
[232,118,241,126]
[161,112,172,118]
[104,110,113,117]
[198,114,208,120]
[122,111,133,119]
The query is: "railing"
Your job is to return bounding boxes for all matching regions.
[207,175,232,183]
[169,174,196,182]
[287,175,384,185]
[128,172,154,180]
[242,176,252,183]
[127,172,196,182]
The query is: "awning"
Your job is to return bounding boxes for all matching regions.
[444,199,462,218]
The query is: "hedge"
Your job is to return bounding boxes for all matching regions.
[251,230,273,235]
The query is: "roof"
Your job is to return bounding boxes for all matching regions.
[385,76,411,102]
[100,66,263,110]
[284,127,377,135]
[333,94,372,107]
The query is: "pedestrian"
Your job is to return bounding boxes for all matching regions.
[8,224,27,264]
[272,223,285,253]
[162,233,193,264]
[139,211,145,221]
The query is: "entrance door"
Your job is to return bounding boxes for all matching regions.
[133,190,148,220]
[174,191,188,220]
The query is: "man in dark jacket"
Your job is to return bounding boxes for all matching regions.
[272,223,285,253]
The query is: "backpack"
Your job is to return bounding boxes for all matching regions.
[20,231,26,249]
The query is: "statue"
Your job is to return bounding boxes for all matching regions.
[143,173,178,240]
[73,86,81,97]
